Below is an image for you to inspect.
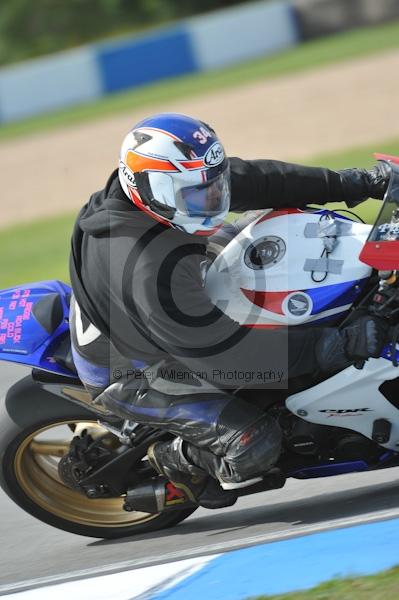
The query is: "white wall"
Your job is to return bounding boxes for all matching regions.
[188,1,298,71]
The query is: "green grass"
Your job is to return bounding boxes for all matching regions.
[1,20,399,142]
[252,565,399,600]
[1,136,398,289]
[0,214,75,289]
[305,137,399,224]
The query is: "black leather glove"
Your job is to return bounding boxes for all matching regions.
[366,162,392,200]
[338,162,391,207]
[316,316,390,373]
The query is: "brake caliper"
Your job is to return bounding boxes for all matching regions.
[58,429,115,498]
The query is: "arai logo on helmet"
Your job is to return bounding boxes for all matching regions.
[119,160,136,187]
[204,142,225,167]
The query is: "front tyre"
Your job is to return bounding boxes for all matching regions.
[0,377,195,539]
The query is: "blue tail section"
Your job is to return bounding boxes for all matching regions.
[0,280,76,377]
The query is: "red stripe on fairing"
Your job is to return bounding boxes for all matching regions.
[241,289,295,314]
[374,153,399,165]
[256,208,303,224]
[195,224,223,236]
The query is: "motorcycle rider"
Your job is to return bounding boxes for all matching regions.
[70,112,390,510]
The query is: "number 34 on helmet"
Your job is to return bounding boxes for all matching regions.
[118,113,231,235]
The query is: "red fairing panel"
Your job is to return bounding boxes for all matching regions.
[374,153,399,165]
[359,240,399,271]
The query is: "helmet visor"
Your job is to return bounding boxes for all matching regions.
[175,170,231,218]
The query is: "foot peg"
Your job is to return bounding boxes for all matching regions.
[235,468,286,498]
[372,419,391,444]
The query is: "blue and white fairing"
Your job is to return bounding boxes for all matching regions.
[206,209,373,327]
[0,280,75,376]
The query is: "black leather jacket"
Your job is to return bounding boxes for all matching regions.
[70,157,368,385]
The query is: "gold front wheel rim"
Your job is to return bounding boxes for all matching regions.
[14,419,158,529]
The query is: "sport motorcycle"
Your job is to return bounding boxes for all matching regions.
[1,154,399,539]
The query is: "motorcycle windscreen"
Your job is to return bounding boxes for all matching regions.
[359,161,399,270]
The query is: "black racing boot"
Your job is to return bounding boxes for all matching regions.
[147,438,238,509]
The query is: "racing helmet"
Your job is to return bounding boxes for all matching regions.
[118,113,231,235]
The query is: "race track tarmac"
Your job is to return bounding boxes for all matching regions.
[1,363,399,589]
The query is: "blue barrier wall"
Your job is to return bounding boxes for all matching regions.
[0,0,398,123]
[96,26,199,94]
[0,0,298,123]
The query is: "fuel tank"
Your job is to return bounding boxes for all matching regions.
[206,209,372,327]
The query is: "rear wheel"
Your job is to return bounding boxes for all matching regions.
[0,379,196,539]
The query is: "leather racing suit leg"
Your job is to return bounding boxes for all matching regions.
[95,362,282,489]
[70,295,282,506]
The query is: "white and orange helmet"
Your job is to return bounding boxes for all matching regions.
[118,113,231,235]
